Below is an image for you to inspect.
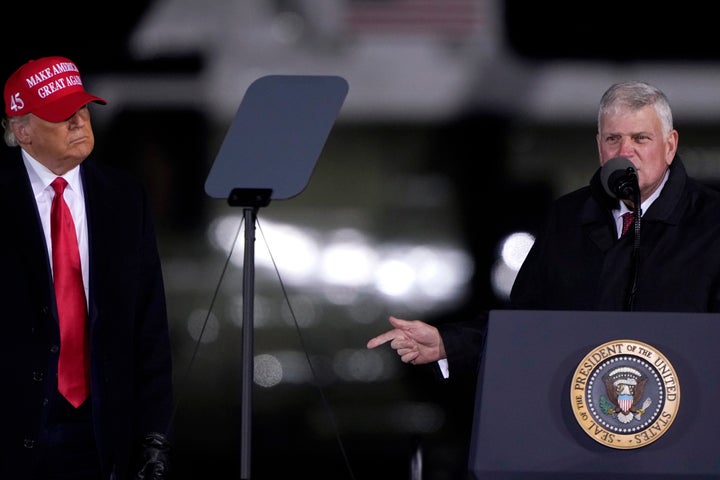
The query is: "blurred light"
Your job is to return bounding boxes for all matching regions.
[254,350,314,386]
[186,308,220,343]
[490,258,516,301]
[375,243,473,304]
[413,246,473,301]
[253,348,406,387]
[255,221,320,283]
[207,214,243,253]
[375,258,416,297]
[206,216,321,285]
[500,231,535,270]
[208,215,474,309]
[490,231,535,300]
[319,238,377,287]
[254,353,283,388]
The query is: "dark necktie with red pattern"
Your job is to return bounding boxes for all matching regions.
[621,211,635,237]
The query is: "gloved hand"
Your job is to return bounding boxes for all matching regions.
[135,432,170,480]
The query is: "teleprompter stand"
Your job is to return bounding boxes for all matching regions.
[205,74,348,479]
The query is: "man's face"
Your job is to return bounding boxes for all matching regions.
[596,105,678,202]
[12,105,95,175]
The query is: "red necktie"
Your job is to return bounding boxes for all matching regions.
[51,177,89,408]
[621,211,635,237]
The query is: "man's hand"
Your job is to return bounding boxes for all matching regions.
[366,316,446,364]
[135,432,170,480]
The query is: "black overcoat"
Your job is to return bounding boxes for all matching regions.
[440,157,720,376]
[0,152,173,479]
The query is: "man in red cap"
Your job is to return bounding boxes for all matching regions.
[1,56,173,479]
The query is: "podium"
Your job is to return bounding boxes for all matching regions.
[469,310,720,479]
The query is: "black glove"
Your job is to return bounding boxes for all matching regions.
[135,432,170,480]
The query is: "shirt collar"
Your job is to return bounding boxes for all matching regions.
[615,168,670,218]
[21,149,82,197]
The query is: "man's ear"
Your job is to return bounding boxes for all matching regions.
[11,119,31,144]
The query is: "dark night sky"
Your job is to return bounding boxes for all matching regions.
[3,1,202,83]
[504,1,720,63]
[5,2,148,75]
[7,1,716,81]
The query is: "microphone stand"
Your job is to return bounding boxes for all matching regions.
[624,190,642,311]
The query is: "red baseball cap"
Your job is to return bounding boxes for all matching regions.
[4,56,106,122]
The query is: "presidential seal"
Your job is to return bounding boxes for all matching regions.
[570,339,680,449]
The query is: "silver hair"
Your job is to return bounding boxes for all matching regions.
[2,116,23,147]
[597,81,674,137]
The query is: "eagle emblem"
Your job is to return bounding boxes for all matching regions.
[600,366,652,423]
[571,339,680,449]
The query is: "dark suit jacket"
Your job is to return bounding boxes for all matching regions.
[439,157,720,378]
[0,152,173,479]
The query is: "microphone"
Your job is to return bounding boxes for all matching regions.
[600,157,639,200]
[601,157,641,311]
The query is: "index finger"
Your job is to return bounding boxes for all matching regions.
[366,329,403,349]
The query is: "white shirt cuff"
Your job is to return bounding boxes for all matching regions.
[438,359,450,379]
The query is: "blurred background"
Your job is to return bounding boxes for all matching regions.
[6,1,720,478]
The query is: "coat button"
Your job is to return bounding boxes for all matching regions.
[32,371,44,381]
[50,345,59,354]
[23,438,36,449]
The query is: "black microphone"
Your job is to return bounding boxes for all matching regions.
[601,157,641,310]
[600,157,639,200]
